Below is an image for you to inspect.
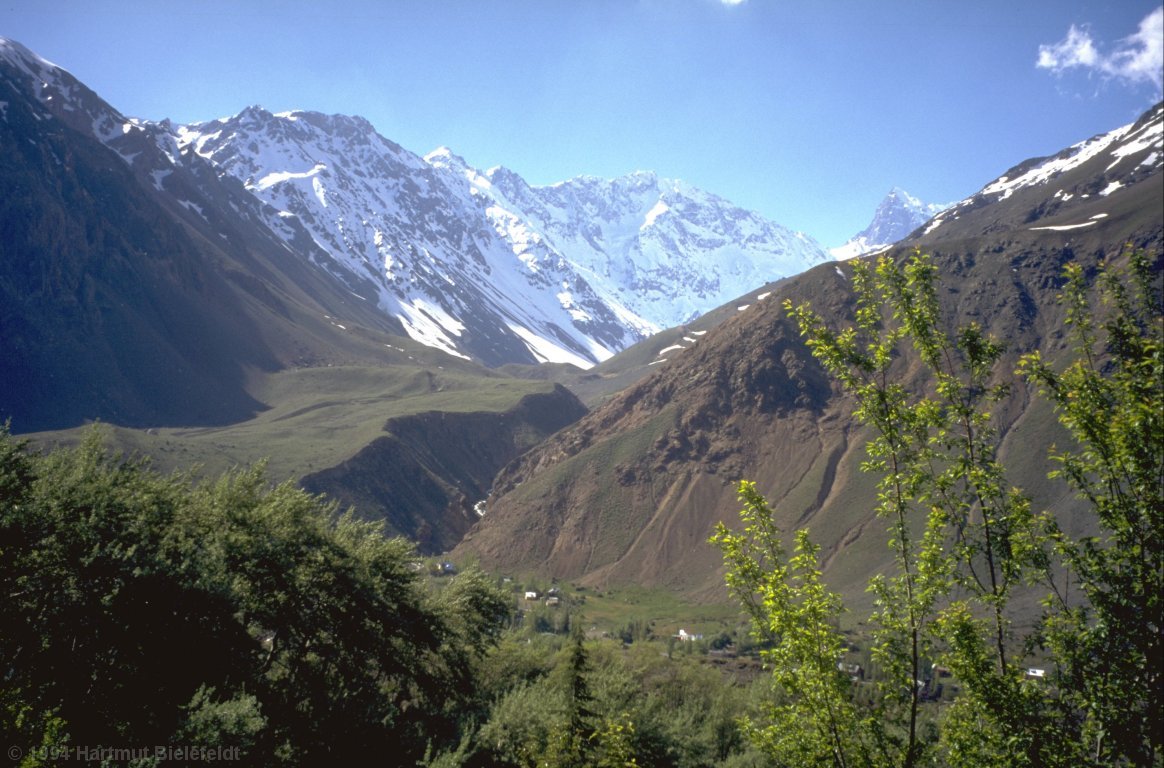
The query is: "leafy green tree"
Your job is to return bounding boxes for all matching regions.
[542,626,599,768]
[0,428,511,766]
[1,429,250,754]
[712,483,871,767]
[715,249,1161,766]
[781,251,1049,765]
[477,676,567,767]
[591,711,640,768]
[1018,249,1163,765]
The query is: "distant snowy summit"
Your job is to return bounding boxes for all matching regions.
[175,107,829,366]
[831,187,951,260]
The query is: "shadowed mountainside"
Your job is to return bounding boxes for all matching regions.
[0,39,413,432]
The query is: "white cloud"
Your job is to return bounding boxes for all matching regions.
[1108,7,1164,87]
[1037,25,1098,70]
[720,0,747,5]
[1038,8,1164,92]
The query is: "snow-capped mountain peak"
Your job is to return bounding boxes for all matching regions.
[466,168,829,328]
[424,145,472,172]
[0,38,832,369]
[169,107,828,366]
[0,37,57,79]
[831,187,952,260]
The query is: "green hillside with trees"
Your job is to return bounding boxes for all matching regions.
[2,250,1158,767]
[0,427,770,767]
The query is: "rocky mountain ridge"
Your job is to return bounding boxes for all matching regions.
[174,106,828,367]
[0,35,825,433]
[0,37,387,431]
[921,102,1163,242]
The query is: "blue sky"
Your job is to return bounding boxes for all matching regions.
[3,1,1161,246]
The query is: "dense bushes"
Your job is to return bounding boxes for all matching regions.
[0,429,769,767]
[0,430,509,766]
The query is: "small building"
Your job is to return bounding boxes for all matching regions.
[545,596,561,607]
[524,590,539,601]
[837,662,864,681]
[676,629,703,642]
[1026,668,1046,679]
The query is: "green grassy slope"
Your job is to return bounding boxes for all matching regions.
[26,362,587,555]
[31,364,551,478]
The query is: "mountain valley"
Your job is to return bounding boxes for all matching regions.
[1,34,1161,609]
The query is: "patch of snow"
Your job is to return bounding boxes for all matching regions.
[830,238,869,261]
[558,290,593,322]
[91,115,120,143]
[254,163,326,191]
[178,199,207,222]
[507,323,595,368]
[394,298,471,360]
[1029,221,1097,232]
[1099,181,1122,196]
[641,198,669,229]
[1109,115,1163,165]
